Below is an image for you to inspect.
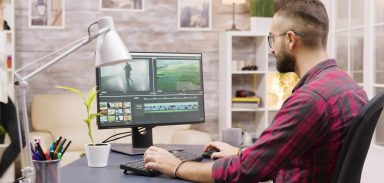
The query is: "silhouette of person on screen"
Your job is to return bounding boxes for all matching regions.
[124,63,133,88]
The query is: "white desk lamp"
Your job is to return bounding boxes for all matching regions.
[13,16,131,182]
[222,0,246,31]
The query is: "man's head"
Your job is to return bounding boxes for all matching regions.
[269,0,329,73]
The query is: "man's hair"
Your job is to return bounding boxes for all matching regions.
[274,0,329,49]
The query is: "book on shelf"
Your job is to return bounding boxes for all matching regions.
[232,97,261,103]
[231,97,261,109]
[232,103,260,109]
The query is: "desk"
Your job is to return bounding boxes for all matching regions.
[61,144,205,183]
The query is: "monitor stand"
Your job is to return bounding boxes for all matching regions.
[110,127,183,155]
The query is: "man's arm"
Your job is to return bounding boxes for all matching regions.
[144,146,214,182]
[176,161,214,183]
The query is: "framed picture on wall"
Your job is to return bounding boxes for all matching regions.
[28,0,65,29]
[178,0,212,31]
[100,0,145,11]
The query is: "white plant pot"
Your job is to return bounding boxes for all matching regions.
[84,143,111,167]
[250,17,273,33]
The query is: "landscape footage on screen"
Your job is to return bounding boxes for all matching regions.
[156,59,201,91]
[99,59,150,93]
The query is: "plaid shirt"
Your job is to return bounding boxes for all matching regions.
[212,59,368,183]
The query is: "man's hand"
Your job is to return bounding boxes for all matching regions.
[203,141,240,159]
[143,146,181,177]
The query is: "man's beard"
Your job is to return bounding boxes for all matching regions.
[274,49,296,73]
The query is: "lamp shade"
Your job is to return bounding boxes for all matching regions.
[95,17,131,67]
[222,0,246,4]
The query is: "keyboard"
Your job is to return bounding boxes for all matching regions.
[120,151,203,177]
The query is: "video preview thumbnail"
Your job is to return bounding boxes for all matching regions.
[99,101,132,124]
[99,59,150,93]
[156,59,201,91]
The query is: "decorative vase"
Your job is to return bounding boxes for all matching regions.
[250,17,273,33]
[84,143,111,167]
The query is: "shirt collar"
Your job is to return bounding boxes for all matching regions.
[292,59,337,92]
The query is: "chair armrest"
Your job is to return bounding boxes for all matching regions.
[172,129,211,145]
[30,131,54,150]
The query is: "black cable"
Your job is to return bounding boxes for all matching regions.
[103,134,131,143]
[102,131,131,143]
[101,128,149,143]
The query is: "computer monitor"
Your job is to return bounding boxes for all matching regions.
[96,52,205,155]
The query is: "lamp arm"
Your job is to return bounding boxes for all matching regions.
[15,37,86,73]
[15,26,111,82]
[13,26,111,183]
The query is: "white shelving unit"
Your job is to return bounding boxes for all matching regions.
[0,0,15,182]
[1,0,14,100]
[218,31,297,141]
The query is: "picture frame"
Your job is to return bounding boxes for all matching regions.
[177,0,212,31]
[100,0,145,12]
[28,0,65,29]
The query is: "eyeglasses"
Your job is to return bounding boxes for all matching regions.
[267,31,305,49]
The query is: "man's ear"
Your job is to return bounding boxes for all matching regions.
[286,31,297,50]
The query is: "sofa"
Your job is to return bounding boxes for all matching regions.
[29,94,211,167]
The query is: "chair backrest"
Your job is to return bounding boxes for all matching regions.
[331,91,384,183]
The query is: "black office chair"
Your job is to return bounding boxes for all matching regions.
[331,91,384,183]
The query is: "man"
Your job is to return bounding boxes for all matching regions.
[143,0,368,182]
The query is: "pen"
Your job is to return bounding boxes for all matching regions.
[54,140,64,158]
[61,140,71,156]
[35,142,46,160]
[54,136,62,151]
[34,150,41,160]
[58,139,67,152]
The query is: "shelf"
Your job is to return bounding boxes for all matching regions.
[0,30,12,34]
[266,108,280,112]
[232,71,265,74]
[231,108,265,112]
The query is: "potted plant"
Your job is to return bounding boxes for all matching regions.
[248,0,274,32]
[56,86,111,168]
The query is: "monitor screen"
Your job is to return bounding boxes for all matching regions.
[96,52,205,154]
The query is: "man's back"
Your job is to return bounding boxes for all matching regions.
[212,60,368,183]
[273,59,368,182]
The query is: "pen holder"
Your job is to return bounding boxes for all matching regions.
[33,159,61,183]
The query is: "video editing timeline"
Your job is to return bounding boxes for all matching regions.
[96,53,205,129]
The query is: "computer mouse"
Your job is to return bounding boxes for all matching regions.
[202,149,219,159]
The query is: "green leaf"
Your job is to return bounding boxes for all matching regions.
[56,86,86,102]
[86,87,98,108]
[0,125,6,135]
[89,113,101,121]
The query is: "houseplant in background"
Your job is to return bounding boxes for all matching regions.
[0,125,5,144]
[56,86,111,168]
[248,0,274,32]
